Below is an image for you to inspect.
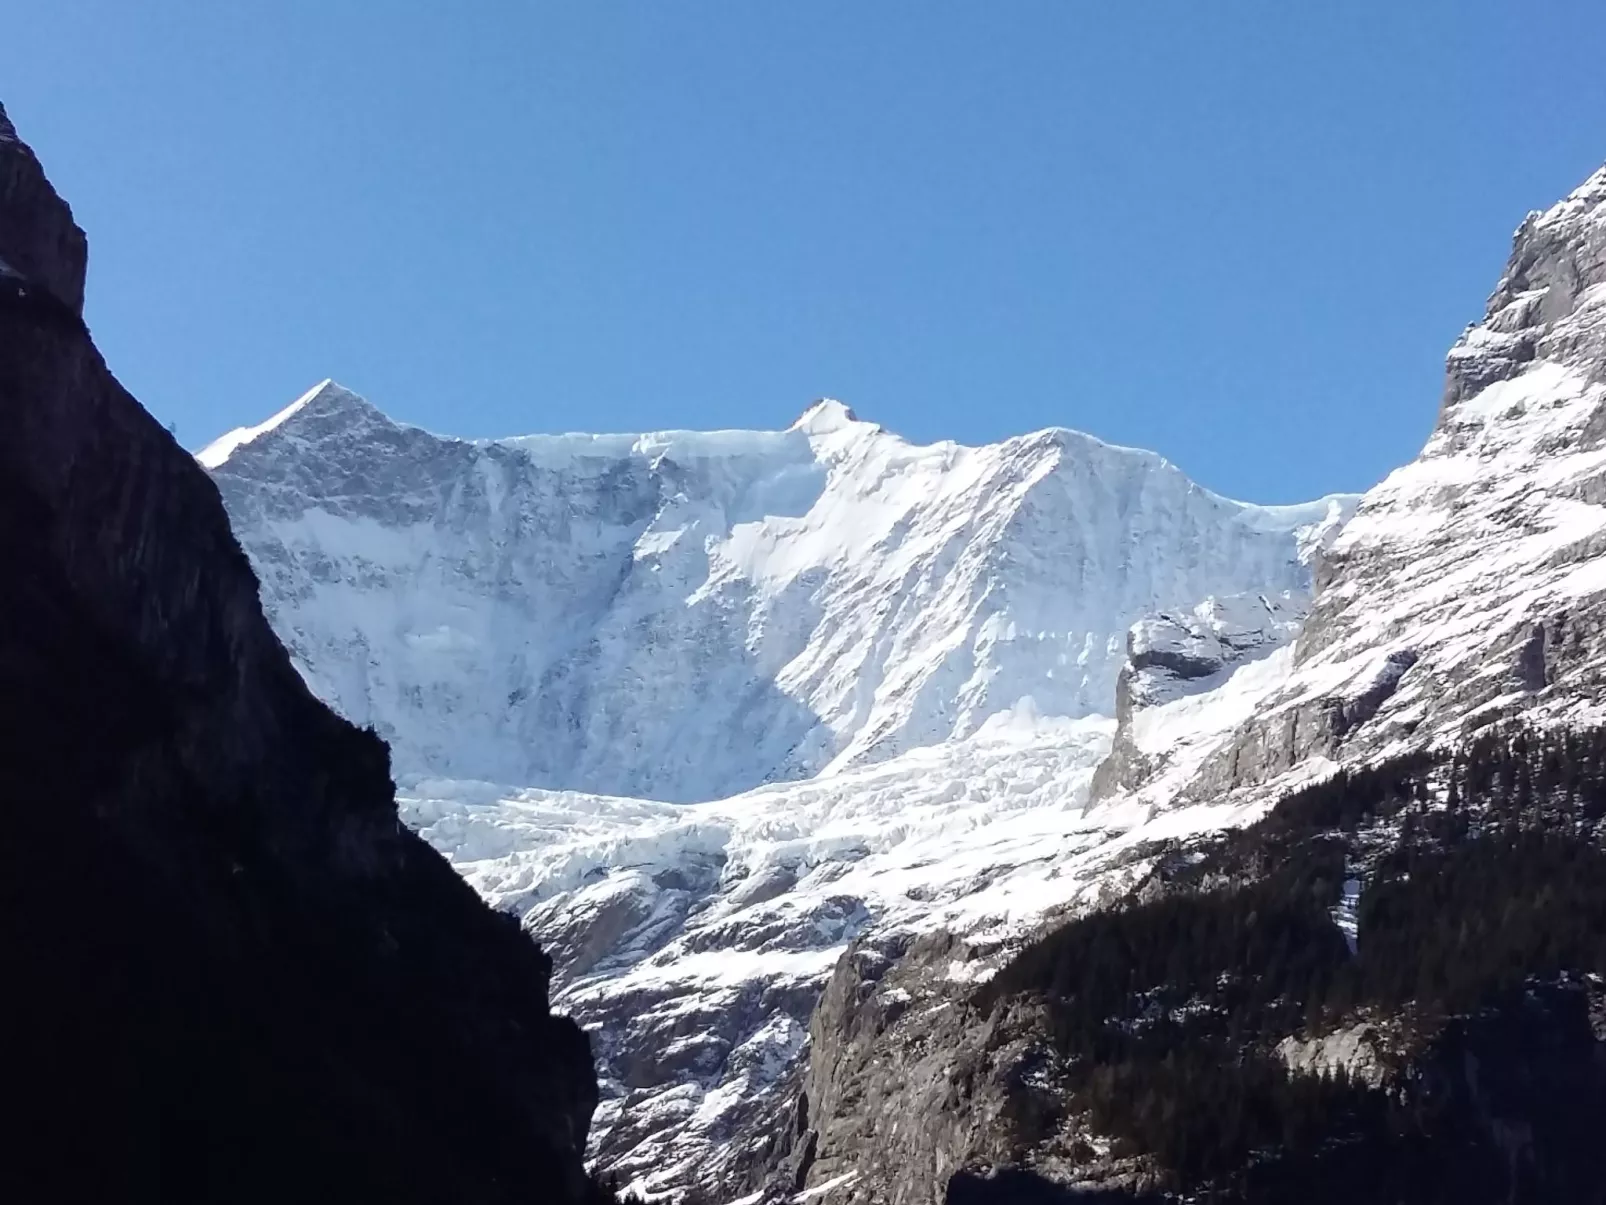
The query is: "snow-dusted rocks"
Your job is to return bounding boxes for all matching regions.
[1091,591,1316,802]
[395,715,1288,1195]
[1182,165,1606,803]
[1127,593,1309,706]
[206,389,1345,802]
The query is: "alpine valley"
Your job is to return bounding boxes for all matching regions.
[8,85,1605,1203]
[198,161,1606,1203]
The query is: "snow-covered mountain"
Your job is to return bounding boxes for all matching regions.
[192,156,1606,1205]
[748,163,1606,1205]
[204,392,1349,802]
[202,389,1351,1194]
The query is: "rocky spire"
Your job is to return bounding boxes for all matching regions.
[1176,161,1606,804]
[1443,165,1606,411]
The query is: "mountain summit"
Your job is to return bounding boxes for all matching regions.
[743,159,1606,1205]
[197,378,385,468]
[203,163,1606,1202]
[206,389,1351,801]
[203,386,1353,1189]
[1161,161,1606,808]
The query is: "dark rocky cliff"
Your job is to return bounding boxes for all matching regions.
[0,102,598,1203]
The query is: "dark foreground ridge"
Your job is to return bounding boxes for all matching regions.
[0,102,599,1203]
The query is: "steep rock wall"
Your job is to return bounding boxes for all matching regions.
[0,101,599,1205]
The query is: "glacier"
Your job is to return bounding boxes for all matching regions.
[204,387,1349,803]
[203,388,1353,1194]
[397,712,1301,1192]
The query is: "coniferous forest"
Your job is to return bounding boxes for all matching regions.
[976,727,1606,1203]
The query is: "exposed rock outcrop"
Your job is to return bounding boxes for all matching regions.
[1187,165,1606,799]
[753,935,1057,1205]
[773,738,1606,1204]
[0,102,598,1203]
[1091,593,1307,800]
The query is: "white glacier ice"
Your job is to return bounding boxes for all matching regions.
[206,386,1349,802]
[197,160,1606,1200]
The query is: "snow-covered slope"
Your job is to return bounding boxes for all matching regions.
[205,390,1348,802]
[722,163,1606,1205]
[1090,590,1313,805]
[194,163,1606,1202]
[397,708,1312,1195]
[395,641,1332,1198]
[1170,165,1606,804]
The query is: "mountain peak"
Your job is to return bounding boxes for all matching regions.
[197,379,384,468]
[1531,162,1606,233]
[1441,160,1606,414]
[791,397,861,435]
[0,100,88,315]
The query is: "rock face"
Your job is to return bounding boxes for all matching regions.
[1186,165,1606,799]
[0,103,597,1203]
[1126,594,1309,700]
[204,383,1349,802]
[1090,592,1310,801]
[0,109,86,312]
[761,933,1086,1205]
[777,741,1606,1205]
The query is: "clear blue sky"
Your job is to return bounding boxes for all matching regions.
[5,2,1603,502]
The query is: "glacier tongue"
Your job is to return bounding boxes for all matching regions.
[396,710,1254,1195]
[396,676,1323,1198]
[207,394,1348,802]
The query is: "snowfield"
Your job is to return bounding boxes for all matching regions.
[204,388,1347,803]
[397,682,1307,1193]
